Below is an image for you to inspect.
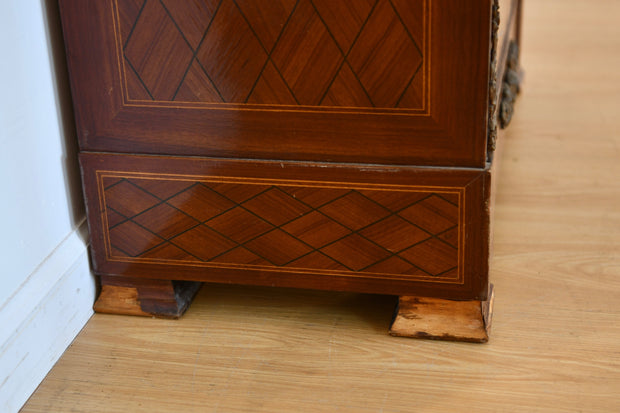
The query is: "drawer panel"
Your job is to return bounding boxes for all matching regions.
[81,153,490,300]
[61,0,494,167]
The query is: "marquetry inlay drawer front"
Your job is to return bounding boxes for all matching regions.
[117,0,428,110]
[102,174,460,278]
[81,153,490,300]
[60,0,494,167]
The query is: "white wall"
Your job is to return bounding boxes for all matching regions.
[0,1,96,411]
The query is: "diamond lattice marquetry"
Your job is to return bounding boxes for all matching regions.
[171,225,237,261]
[270,0,344,105]
[160,0,218,49]
[235,0,297,51]
[311,0,376,52]
[117,0,425,108]
[347,0,423,107]
[398,195,459,234]
[103,177,460,278]
[207,207,274,244]
[123,0,195,100]
[281,211,351,249]
[105,179,160,218]
[133,203,199,239]
[196,0,269,102]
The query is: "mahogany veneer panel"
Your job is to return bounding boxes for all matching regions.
[59,0,493,167]
[81,153,490,300]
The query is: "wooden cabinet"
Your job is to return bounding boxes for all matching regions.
[59,0,522,341]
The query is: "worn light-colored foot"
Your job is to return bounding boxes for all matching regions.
[390,285,494,343]
[94,276,202,318]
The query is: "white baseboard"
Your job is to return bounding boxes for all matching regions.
[0,221,96,413]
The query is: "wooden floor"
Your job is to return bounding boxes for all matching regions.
[23,1,620,412]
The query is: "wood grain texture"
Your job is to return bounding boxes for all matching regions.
[58,0,492,167]
[389,284,494,343]
[23,1,620,411]
[95,276,202,318]
[93,285,149,317]
[81,153,490,301]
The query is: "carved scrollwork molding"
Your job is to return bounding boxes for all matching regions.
[487,0,500,154]
[488,0,522,156]
[499,41,521,129]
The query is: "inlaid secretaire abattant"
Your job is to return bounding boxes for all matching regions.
[58,0,522,342]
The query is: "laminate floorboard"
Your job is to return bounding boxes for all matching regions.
[22,1,620,411]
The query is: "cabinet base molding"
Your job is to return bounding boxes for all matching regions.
[94,276,202,318]
[390,284,494,343]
